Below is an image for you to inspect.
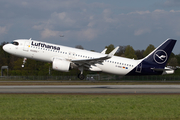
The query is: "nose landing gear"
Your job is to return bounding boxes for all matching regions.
[22,58,27,67]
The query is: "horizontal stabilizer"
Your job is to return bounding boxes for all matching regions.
[151,68,168,71]
[151,67,174,74]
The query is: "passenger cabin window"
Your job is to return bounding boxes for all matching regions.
[12,42,19,46]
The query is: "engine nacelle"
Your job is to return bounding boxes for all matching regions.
[52,58,70,72]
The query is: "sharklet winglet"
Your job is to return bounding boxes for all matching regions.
[101,48,107,54]
[107,46,119,58]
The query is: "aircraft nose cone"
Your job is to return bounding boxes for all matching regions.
[3,44,10,52]
[3,44,7,51]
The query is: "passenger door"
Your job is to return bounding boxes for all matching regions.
[136,63,142,73]
[23,41,30,52]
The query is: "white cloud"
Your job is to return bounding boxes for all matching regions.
[2,0,180,53]
[32,8,180,42]
[21,1,28,6]
[50,12,76,27]
[103,9,115,23]
[78,28,98,41]
[89,16,94,20]
[87,22,95,27]
[153,9,166,13]
[0,26,7,35]
[134,28,151,36]
[57,12,66,20]
[41,29,59,39]
[175,31,180,36]
[170,10,180,13]
[128,11,150,15]
[164,0,180,7]
[33,25,44,30]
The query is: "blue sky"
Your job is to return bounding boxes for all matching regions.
[0,0,180,54]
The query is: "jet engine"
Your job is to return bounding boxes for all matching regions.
[52,58,70,72]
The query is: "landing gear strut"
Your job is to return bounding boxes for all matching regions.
[22,58,27,67]
[78,66,85,80]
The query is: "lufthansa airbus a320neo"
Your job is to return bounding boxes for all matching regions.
[3,38,177,79]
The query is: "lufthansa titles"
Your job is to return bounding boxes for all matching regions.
[31,41,60,51]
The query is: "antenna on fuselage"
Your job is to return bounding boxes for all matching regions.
[29,38,32,40]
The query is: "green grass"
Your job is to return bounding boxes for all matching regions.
[0,94,180,120]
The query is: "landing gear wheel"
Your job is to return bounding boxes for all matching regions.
[78,73,85,80]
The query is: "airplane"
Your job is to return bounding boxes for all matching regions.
[3,38,177,80]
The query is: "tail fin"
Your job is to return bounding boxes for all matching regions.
[143,38,177,67]
[127,39,177,76]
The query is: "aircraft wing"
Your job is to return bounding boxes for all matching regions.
[72,46,119,67]
[72,55,110,66]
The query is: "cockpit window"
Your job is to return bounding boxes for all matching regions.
[11,42,19,46]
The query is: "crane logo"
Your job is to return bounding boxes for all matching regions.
[153,50,167,64]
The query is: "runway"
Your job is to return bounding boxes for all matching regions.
[0,85,180,94]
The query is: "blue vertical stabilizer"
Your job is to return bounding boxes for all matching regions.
[127,39,177,75]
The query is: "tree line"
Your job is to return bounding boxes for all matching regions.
[0,42,180,76]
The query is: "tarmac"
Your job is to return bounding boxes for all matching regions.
[0,85,180,94]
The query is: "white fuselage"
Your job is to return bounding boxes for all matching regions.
[3,39,141,75]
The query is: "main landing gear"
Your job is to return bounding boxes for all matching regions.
[78,73,85,80]
[78,67,85,80]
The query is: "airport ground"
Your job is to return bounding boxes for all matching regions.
[1,80,180,85]
[0,80,180,119]
[0,94,180,120]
